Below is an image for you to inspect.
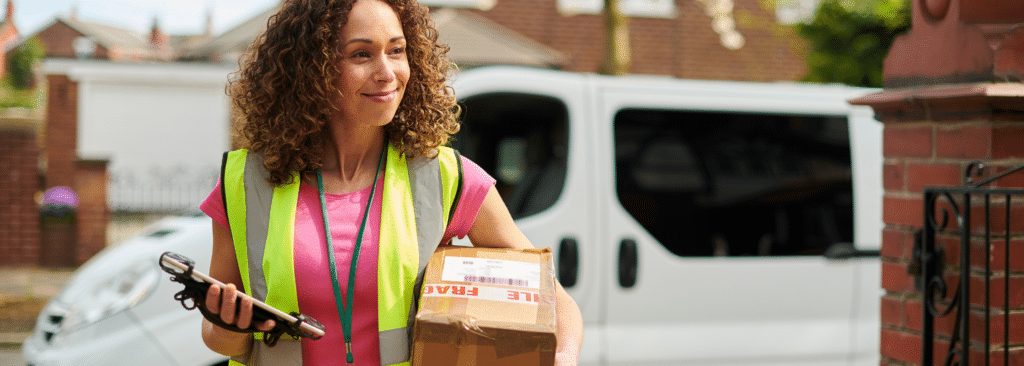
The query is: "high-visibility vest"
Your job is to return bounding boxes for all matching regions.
[220,144,464,366]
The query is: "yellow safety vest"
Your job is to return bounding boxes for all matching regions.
[220,144,463,366]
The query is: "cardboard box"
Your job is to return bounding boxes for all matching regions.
[412,246,557,366]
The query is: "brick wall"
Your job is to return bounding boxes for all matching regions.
[0,122,40,266]
[857,90,1024,365]
[469,0,807,81]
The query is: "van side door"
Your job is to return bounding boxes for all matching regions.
[594,80,866,366]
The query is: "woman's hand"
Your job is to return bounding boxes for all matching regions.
[204,283,276,332]
[202,221,275,357]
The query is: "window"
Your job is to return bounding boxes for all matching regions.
[557,0,676,18]
[417,0,496,10]
[452,93,570,220]
[614,109,852,257]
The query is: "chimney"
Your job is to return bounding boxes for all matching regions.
[5,0,13,23]
[69,4,78,21]
[149,16,170,60]
[204,8,213,37]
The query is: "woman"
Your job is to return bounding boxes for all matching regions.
[198,0,583,364]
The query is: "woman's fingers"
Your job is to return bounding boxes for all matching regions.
[236,295,254,330]
[206,283,266,332]
[205,283,222,314]
[220,283,238,325]
[257,319,276,332]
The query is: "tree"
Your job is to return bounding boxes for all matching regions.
[796,0,910,87]
[7,38,45,90]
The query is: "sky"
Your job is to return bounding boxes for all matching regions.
[10,0,678,37]
[13,0,282,36]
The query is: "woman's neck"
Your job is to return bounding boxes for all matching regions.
[317,126,386,194]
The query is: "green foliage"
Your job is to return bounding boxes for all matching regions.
[796,0,910,87]
[7,38,45,90]
[0,82,38,109]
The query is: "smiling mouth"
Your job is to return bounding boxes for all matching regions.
[363,90,398,102]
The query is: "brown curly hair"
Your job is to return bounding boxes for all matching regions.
[229,0,460,185]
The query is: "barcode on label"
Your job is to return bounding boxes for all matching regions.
[441,256,541,289]
[462,275,530,287]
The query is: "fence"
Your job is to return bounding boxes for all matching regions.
[107,166,219,213]
[919,162,1024,366]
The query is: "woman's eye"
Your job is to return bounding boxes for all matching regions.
[390,46,405,55]
[352,50,370,58]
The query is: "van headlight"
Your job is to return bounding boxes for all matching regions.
[59,259,161,330]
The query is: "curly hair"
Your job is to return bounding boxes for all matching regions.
[229,0,460,185]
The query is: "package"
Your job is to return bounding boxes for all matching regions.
[412,246,557,366]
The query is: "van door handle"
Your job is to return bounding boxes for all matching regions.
[823,242,881,260]
[558,237,579,288]
[618,238,638,288]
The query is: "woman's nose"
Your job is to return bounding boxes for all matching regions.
[374,58,396,83]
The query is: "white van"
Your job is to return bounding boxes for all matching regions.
[449,66,883,366]
[24,66,883,366]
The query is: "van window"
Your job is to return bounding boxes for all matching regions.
[614,109,852,257]
[452,93,569,220]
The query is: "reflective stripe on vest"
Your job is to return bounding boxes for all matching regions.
[221,144,462,366]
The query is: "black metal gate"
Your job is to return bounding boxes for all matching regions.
[918,162,1024,366]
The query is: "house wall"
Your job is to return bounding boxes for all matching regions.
[34,22,85,59]
[468,0,807,81]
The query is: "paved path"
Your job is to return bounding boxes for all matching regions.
[0,266,74,364]
[1,345,24,365]
[0,267,74,302]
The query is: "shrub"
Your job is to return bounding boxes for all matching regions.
[7,38,45,90]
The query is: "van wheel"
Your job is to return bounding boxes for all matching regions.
[210,361,230,366]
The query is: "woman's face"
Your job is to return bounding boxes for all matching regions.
[333,0,410,128]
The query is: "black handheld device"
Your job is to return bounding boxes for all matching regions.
[158,252,326,345]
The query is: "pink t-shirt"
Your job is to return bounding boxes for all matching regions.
[200,156,495,366]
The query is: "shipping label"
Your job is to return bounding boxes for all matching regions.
[441,256,541,289]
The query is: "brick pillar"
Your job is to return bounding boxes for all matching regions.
[43,72,111,265]
[73,159,108,265]
[852,0,1024,364]
[44,74,77,189]
[0,116,42,266]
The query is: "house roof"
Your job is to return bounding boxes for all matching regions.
[432,8,564,68]
[169,34,213,55]
[185,6,564,68]
[59,18,151,56]
[181,5,277,62]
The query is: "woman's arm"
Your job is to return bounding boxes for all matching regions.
[467,186,584,366]
[201,221,275,356]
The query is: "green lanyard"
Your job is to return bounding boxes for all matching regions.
[316,146,386,365]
